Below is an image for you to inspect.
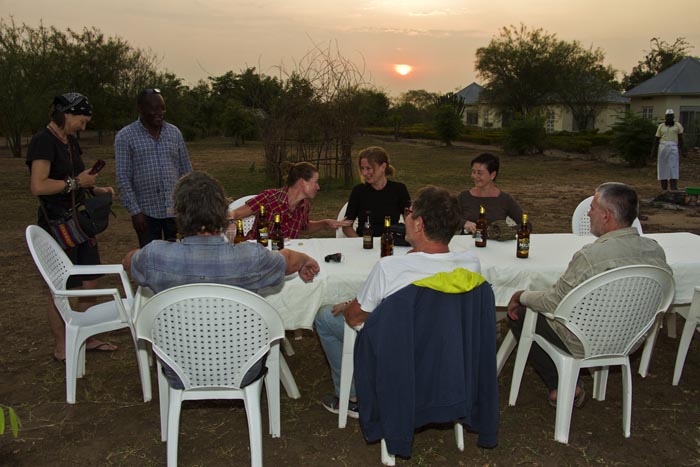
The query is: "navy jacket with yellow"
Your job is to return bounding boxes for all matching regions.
[354,271,499,457]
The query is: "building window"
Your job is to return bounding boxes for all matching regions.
[482,110,491,127]
[642,107,653,120]
[466,110,478,126]
[545,110,555,133]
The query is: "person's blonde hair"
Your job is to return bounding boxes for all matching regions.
[358,146,395,177]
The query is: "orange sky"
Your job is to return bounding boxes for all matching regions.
[3,0,699,96]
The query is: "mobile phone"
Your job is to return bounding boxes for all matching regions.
[89,159,106,175]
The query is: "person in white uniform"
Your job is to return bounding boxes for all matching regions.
[652,108,684,191]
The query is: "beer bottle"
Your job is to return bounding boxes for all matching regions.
[363,210,373,249]
[257,205,269,247]
[380,216,393,257]
[234,219,246,244]
[474,205,487,248]
[516,213,530,258]
[270,214,284,251]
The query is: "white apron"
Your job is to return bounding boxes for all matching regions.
[657,141,679,180]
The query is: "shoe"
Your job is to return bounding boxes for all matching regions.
[321,394,359,419]
[548,381,586,408]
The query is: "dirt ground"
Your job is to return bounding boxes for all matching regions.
[1,134,700,466]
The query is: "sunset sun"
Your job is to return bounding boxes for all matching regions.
[394,64,413,77]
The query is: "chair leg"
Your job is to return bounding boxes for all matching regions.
[166,387,183,467]
[621,360,632,438]
[665,311,677,339]
[496,330,516,376]
[265,344,281,438]
[592,367,609,401]
[454,422,464,451]
[553,361,579,444]
[673,318,698,385]
[509,311,537,406]
[243,381,264,467]
[638,315,662,377]
[380,439,396,466]
[157,361,169,442]
[338,323,357,428]
[279,354,300,399]
[281,337,295,357]
[136,343,153,402]
[65,328,81,404]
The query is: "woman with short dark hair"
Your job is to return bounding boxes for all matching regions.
[26,93,116,361]
[459,153,523,234]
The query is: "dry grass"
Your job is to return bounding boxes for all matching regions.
[1,134,700,465]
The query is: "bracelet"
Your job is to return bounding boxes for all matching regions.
[63,176,79,193]
[63,177,72,193]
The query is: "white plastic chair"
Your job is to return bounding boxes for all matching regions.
[571,196,643,235]
[508,265,674,444]
[228,194,257,236]
[336,202,357,238]
[337,321,357,428]
[25,225,144,403]
[134,283,286,467]
[673,286,700,385]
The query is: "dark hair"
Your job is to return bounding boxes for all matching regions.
[286,162,318,187]
[471,153,499,180]
[50,109,66,128]
[411,185,462,244]
[358,146,395,177]
[596,182,638,226]
[173,172,228,236]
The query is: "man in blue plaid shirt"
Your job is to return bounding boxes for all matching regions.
[115,88,192,246]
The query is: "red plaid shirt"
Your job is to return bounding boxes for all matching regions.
[246,187,310,239]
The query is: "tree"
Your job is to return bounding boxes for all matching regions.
[610,112,657,167]
[475,24,617,128]
[431,92,466,146]
[622,37,693,91]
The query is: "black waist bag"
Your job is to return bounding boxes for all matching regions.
[77,192,114,237]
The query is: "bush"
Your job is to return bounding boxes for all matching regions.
[610,112,657,167]
[502,115,546,154]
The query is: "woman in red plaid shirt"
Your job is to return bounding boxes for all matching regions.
[230,162,352,239]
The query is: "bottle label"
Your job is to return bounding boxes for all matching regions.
[518,238,529,254]
[475,230,483,242]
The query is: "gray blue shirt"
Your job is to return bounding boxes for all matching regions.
[115,120,192,218]
[130,235,286,294]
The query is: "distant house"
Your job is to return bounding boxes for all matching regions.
[456,82,629,132]
[624,57,700,146]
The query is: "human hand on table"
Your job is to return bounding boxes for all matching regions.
[463,220,476,234]
[327,218,353,229]
[298,258,320,282]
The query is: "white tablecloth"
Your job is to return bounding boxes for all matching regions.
[263,233,700,330]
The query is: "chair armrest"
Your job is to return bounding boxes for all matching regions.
[55,288,122,299]
[69,264,134,299]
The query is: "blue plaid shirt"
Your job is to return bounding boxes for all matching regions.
[130,235,286,294]
[115,119,192,218]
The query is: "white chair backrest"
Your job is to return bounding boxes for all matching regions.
[553,265,674,358]
[571,196,643,235]
[228,194,257,235]
[26,225,76,318]
[571,196,594,235]
[336,202,351,238]
[134,283,285,389]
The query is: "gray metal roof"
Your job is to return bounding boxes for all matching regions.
[624,57,700,97]
[456,82,484,104]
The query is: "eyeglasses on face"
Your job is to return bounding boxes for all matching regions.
[403,206,414,218]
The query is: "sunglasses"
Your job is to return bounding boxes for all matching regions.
[144,88,161,94]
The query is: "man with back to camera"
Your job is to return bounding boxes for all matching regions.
[651,109,684,191]
[507,182,671,407]
[115,88,192,247]
[314,185,481,418]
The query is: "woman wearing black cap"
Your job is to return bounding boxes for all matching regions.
[26,92,117,361]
